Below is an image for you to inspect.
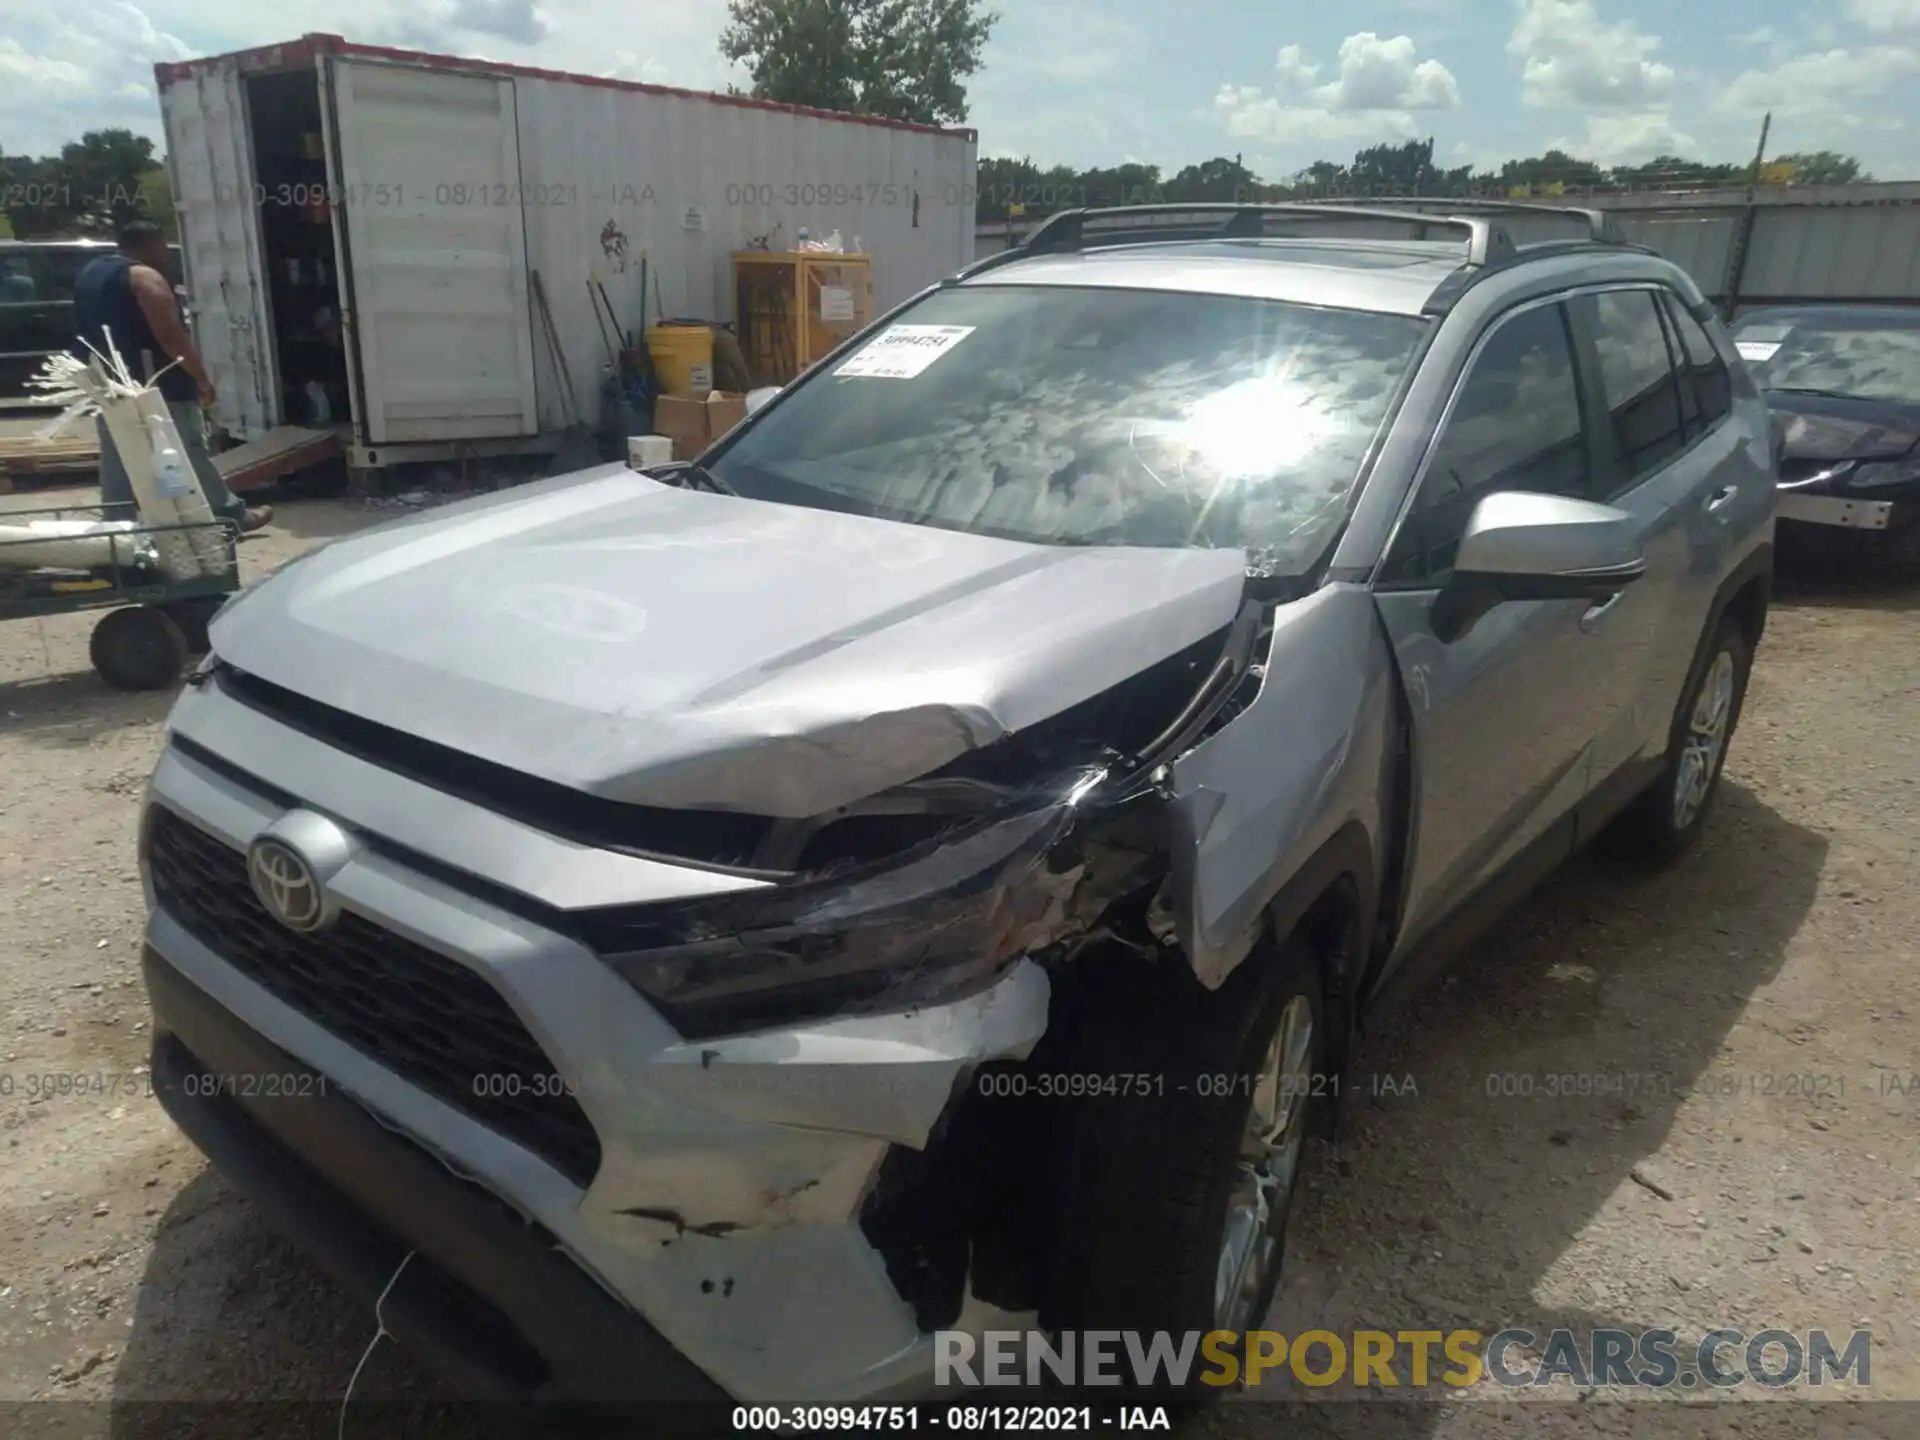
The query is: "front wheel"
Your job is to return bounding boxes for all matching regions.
[90,605,188,692]
[1044,938,1325,1395]
[1602,616,1752,867]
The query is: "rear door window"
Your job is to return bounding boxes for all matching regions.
[1576,289,1687,494]
[1660,294,1733,433]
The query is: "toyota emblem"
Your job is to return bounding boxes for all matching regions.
[247,837,328,933]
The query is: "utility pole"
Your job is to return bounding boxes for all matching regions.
[1720,111,1771,321]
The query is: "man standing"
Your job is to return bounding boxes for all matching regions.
[71,222,271,534]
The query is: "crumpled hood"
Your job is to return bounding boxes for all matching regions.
[1771,392,1920,463]
[211,465,1249,817]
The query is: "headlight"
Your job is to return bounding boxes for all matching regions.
[598,803,1087,1039]
[1849,457,1920,490]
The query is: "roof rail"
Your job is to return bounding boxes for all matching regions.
[1306,195,1628,245]
[1006,203,1517,267]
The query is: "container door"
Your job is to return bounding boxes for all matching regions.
[160,67,277,437]
[327,59,540,444]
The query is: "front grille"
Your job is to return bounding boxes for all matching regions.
[146,806,603,1186]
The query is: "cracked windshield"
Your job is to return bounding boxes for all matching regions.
[714,286,1425,563]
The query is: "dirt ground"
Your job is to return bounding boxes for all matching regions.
[1,481,1915,1438]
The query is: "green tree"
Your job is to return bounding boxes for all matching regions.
[1076,162,1164,208]
[139,164,177,240]
[1286,159,1351,196]
[1348,138,1444,196]
[1771,150,1871,185]
[719,0,996,125]
[1,153,77,236]
[1497,149,1606,193]
[974,155,1079,222]
[1607,154,1744,189]
[57,128,158,231]
[1163,155,1262,203]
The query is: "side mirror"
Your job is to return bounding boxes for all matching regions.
[745,386,780,416]
[1435,491,1647,641]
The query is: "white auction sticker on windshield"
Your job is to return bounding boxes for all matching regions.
[835,325,975,379]
[1736,340,1781,363]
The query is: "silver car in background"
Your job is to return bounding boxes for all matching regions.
[137,201,1776,1406]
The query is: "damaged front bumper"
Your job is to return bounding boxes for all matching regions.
[141,730,1071,1404]
[1775,491,1893,530]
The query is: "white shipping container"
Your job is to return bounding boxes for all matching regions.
[154,32,978,466]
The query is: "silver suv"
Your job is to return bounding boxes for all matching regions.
[137,202,1775,1406]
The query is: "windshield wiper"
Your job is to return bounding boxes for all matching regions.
[676,462,740,497]
[1769,385,1864,402]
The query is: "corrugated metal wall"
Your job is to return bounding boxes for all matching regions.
[510,73,976,431]
[1589,184,1920,310]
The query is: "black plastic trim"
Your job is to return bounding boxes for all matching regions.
[144,944,725,1409]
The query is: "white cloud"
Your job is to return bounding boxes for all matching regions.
[0,4,192,156]
[1550,111,1696,164]
[602,50,670,84]
[1508,0,1673,109]
[959,2,1158,162]
[388,0,550,49]
[1277,33,1461,111]
[1216,31,1459,148]
[1718,47,1920,120]
[1847,0,1920,31]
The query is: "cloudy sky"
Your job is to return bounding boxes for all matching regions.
[2,0,1916,178]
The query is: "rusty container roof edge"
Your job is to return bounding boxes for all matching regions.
[150,31,978,141]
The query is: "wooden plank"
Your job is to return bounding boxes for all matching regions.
[213,425,343,492]
[0,433,99,481]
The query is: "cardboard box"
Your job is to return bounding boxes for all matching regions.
[652,395,709,460]
[706,391,747,443]
[652,392,748,460]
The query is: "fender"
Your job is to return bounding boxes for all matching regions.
[1709,540,1773,648]
[1262,817,1377,1091]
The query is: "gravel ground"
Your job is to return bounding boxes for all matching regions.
[1,485,1914,1438]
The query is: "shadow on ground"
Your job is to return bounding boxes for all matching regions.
[1229,781,1832,1436]
[0,670,177,742]
[101,1167,516,1440]
[1772,540,1920,615]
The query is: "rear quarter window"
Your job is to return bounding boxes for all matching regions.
[1659,293,1733,433]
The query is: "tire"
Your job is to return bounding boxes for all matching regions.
[162,597,223,655]
[90,605,189,692]
[1601,615,1752,868]
[1042,936,1325,1398]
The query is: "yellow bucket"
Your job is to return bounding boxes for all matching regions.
[646,323,715,398]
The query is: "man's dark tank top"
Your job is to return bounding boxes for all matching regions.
[71,254,196,403]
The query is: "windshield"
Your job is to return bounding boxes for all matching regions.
[709,284,1427,571]
[1732,315,1920,405]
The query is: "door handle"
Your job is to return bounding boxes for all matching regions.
[1704,485,1737,513]
[1579,591,1625,633]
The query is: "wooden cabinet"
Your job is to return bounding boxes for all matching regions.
[732,252,874,386]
